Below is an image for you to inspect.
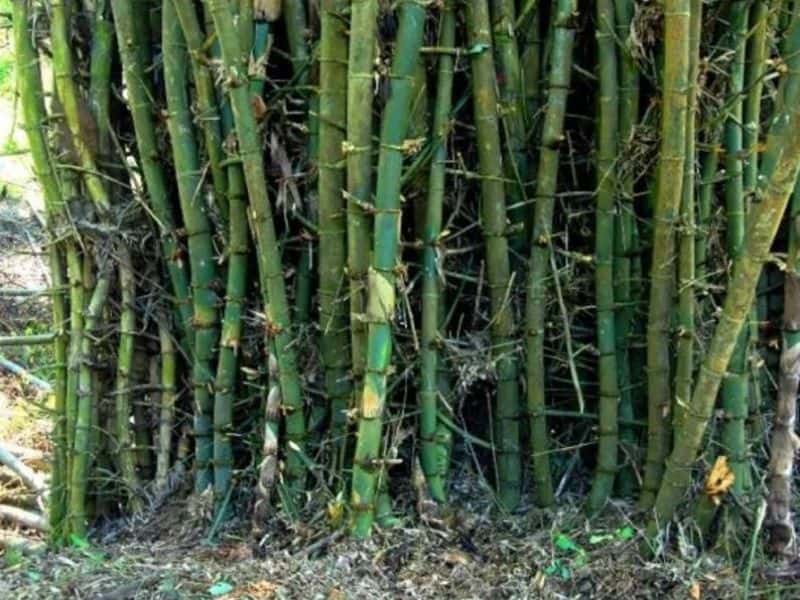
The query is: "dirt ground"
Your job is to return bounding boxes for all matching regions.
[0,484,767,600]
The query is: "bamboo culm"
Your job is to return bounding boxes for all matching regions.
[720,0,752,494]
[419,1,456,503]
[467,0,522,512]
[162,0,221,496]
[526,0,577,509]
[646,48,800,551]
[586,0,620,515]
[346,0,379,404]
[612,0,640,499]
[13,0,71,538]
[317,0,352,451]
[350,1,428,537]
[640,0,691,510]
[204,0,308,511]
[110,0,194,345]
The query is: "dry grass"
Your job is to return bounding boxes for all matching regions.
[2,473,792,600]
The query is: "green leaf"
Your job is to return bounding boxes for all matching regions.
[26,570,41,582]
[209,581,234,597]
[616,526,635,540]
[466,43,490,56]
[589,533,614,545]
[573,551,587,568]
[545,559,572,581]
[554,534,578,553]
[68,534,89,549]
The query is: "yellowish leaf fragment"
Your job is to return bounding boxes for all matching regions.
[689,581,701,600]
[704,456,735,506]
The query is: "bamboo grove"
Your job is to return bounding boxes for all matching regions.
[7,0,800,560]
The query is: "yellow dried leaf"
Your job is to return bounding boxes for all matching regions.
[689,581,701,600]
[326,497,345,528]
[442,550,471,566]
[220,579,278,600]
[705,456,735,505]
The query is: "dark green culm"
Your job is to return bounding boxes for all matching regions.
[586,0,620,516]
[419,1,456,503]
[317,0,352,454]
[526,0,577,509]
[467,0,522,512]
[5,1,800,589]
[162,0,220,495]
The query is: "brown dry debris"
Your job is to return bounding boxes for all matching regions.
[0,490,766,600]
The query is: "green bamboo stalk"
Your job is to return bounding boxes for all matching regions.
[282,0,314,327]
[346,0,379,402]
[69,273,111,538]
[349,1,427,537]
[50,4,113,519]
[155,320,177,494]
[47,249,69,537]
[110,0,194,342]
[114,250,142,513]
[283,0,311,76]
[586,0,620,515]
[720,1,752,494]
[519,4,542,134]
[51,0,110,217]
[12,0,70,538]
[171,0,249,507]
[743,0,771,479]
[743,1,770,198]
[409,56,431,238]
[467,0,522,511]
[613,0,640,498]
[639,0,691,510]
[171,0,229,225]
[214,9,272,509]
[0,334,56,346]
[210,160,250,506]
[420,2,456,503]
[759,2,800,183]
[490,0,529,255]
[162,0,222,495]
[526,0,576,509]
[205,0,308,508]
[88,0,114,159]
[645,62,800,553]
[317,0,352,446]
[673,0,701,447]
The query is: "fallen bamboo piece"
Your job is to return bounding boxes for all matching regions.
[0,356,53,392]
[0,334,56,347]
[0,504,49,531]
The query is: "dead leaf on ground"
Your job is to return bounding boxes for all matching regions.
[442,550,471,566]
[220,579,278,600]
[689,581,701,599]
